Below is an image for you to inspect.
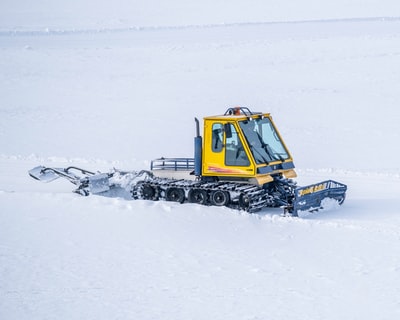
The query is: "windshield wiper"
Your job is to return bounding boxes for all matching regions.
[249,144,270,164]
[267,146,285,161]
[253,131,282,162]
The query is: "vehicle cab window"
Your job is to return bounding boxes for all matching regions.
[211,123,223,152]
[225,123,250,166]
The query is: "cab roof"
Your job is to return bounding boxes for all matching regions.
[204,107,270,121]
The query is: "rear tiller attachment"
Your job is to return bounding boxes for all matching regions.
[29,166,112,195]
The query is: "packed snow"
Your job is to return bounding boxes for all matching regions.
[1,1,400,319]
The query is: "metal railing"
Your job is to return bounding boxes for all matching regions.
[151,157,195,171]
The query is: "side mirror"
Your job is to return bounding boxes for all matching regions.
[224,123,232,138]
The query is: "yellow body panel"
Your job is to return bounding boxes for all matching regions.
[283,169,297,179]
[201,111,296,185]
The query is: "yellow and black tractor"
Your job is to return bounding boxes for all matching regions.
[29,107,347,216]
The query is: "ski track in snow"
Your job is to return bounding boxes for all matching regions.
[1,16,399,36]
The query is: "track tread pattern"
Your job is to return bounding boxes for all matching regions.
[131,177,286,213]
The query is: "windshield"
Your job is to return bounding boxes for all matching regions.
[239,117,290,164]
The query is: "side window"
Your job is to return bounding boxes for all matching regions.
[225,124,250,166]
[212,123,223,152]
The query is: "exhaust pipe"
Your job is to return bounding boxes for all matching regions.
[194,118,202,177]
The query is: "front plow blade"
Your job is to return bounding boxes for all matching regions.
[293,180,347,215]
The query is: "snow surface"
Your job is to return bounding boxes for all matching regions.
[1,1,400,319]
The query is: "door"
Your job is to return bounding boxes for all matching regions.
[202,120,253,177]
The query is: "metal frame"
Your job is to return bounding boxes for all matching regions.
[151,158,195,171]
